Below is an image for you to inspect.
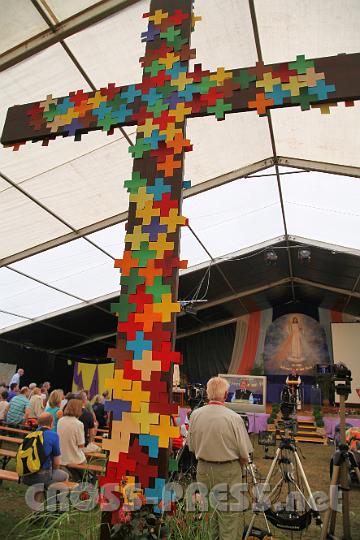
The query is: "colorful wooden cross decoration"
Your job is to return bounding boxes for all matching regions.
[2,0,360,525]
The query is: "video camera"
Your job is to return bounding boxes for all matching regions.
[331,363,352,398]
[316,362,352,398]
[279,384,296,421]
[186,383,207,408]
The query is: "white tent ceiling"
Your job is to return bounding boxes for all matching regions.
[0,0,360,333]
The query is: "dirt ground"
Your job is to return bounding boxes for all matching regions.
[0,436,359,539]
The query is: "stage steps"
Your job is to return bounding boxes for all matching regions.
[267,417,327,445]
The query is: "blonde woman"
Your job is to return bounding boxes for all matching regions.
[57,399,86,467]
[45,389,63,432]
[28,387,44,421]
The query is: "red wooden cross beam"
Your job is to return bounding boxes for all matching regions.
[1,0,360,530]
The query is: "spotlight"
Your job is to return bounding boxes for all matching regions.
[264,249,278,265]
[298,248,311,262]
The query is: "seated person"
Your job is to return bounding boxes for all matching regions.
[77,392,97,447]
[57,399,86,467]
[6,387,30,425]
[92,394,108,429]
[45,389,64,432]
[21,413,69,488]
[0,391,9,421]
[7,383,19,401]
[28,387,44,423]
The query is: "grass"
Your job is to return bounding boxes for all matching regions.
[0,436,359,539]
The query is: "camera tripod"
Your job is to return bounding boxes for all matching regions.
[320,393,360,540]
[244,423,322,539]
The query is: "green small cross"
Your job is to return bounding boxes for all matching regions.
[147,98,169,118]
[43,103,58,122]
[133,242,157,266]
[207,98,232,120]
[235,68,256,89]
[120,268,145,295]
[288,55,314,75]
[124,171,147,194]
[290,87,317,111]
[197,76,217,94]
[145,275,171,302]
[172,34,188,52]
[160,26,181,44]
[144,60,163,78]
[168,458,178,472]
[129,138,152,158]
[111,294,136,322]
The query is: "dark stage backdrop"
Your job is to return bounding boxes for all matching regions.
[0,341,73,390]
[176,323,236,384]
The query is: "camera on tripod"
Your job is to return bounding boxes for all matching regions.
[279,384,296,421]
[331,362,352,398]
[186,383,207,409]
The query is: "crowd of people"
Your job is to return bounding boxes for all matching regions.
[0,368,111,488]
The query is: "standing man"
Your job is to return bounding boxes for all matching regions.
[10,368,24,387]
[188,376,253,540]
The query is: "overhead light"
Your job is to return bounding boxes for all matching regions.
[264,249,278,265]
[298,248,311,262]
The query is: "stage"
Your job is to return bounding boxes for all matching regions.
[246,412,360,437]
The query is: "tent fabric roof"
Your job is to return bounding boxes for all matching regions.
[2,238,360,361]
[1,0,360,334]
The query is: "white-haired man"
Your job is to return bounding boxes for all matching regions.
[188,376,253,540]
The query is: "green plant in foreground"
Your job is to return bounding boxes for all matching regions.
[6,506,101,540]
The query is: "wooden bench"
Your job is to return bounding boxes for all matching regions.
[0,426,31,436]
[0,469,19,483]
[95,428,109,433]
[65,463,104,473]
[85,451,107,460]
[0,448,17,469]
[0,435,23,445]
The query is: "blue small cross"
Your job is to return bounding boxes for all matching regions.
[164,91,184,109]
[120,84,142,104]
[142,216,167,241]
[145,478,166,511]
[146,177,171,201]
[143,129,166,150]
[142,87,162,106]
[104,399,131,421]
[141,23,160,42]
[126,331,152,360]
[139,434,159,458]
[178,83,199,101]
[111,103,131,123]
[265,84,291,105]
[57,96,73,114]
[308,80,336,101]
[93,101,112,120]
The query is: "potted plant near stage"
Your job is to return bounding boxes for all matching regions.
[313,406,326,436]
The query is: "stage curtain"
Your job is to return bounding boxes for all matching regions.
[177,323,236,384]
[72,362,114,399]
[227,315,249,373]
[254,308,273,368]
[238,311,261,374]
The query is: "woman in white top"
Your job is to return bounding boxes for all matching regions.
[57,398,86,466]
[0,390,9,420]
[28,387,44,421]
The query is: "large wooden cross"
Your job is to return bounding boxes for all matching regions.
[2,0,360,525]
